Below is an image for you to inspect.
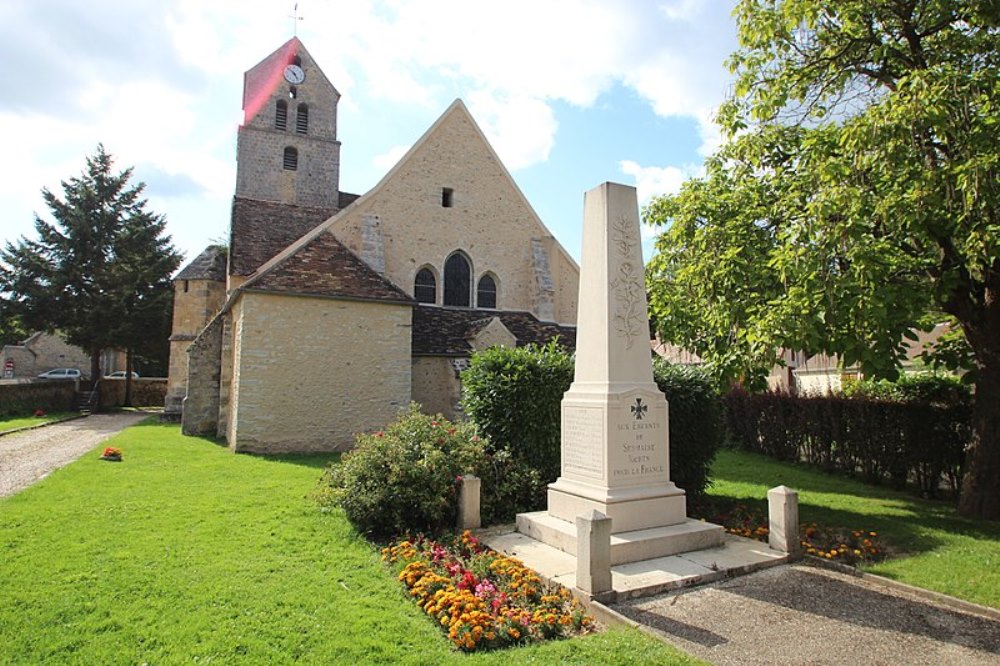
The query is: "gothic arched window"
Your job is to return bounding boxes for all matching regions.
[283,147,298,170]
[477,274,497,309]
[296,103,309,134]
[414,268,436,304]
[443,253,471,307]
[275,100,288,130]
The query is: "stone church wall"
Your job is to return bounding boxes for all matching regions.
[165,278,226,417]
[227,292,412,452]
[411,357,464,420]
[329,105,579,326]
[182,315,225,437]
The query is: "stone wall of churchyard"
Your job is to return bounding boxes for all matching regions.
[99,378,168,409]
[0,381,76,416]
[181,315,224,437]
[227,292,412,453]
[328,105,579,326]
[411,357,463,420]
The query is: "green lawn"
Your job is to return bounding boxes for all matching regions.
[0,412,78,433]
[0,421,700,665]
[707,449,1000,609]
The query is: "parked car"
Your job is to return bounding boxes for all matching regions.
[37,368,83,380]
[105,371,139,379]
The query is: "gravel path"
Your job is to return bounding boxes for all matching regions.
[0,413,149,498]
[614,562,1000,665]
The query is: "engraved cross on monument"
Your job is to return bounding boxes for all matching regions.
[518,182,722,565]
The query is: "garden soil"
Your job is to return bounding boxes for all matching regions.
[613,562,1000,665]
[0,413,148,498]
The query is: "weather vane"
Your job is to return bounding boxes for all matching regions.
[289,3,304,36]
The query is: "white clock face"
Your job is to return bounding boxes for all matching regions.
[284,64,305,84]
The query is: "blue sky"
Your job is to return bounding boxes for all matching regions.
[0,0,738,267]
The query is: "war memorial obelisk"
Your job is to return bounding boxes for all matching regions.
[518,182,723,564]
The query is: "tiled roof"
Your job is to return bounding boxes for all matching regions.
[246,230,413,304]
[338,191,361,209]
[412,306,576,356]
[175,245,227,282]
[229,197,336,276]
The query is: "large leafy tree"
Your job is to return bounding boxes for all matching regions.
[646,1,1000,518]
[0,145,181,384]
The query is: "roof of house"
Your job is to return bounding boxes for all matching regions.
[175,245,228,282]
[244,229,413,304]
[412,306,576,356]
[229,198,337,276]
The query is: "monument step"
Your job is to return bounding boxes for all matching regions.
[486,529,789,603]
[517,511,725,565]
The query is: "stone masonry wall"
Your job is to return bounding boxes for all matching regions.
[329,105,579,326]
[181,315,224,437]
[411,356,463,420]
[166,278,226,415]
[228,292,412,453]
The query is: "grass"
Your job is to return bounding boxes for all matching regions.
[0,421,701,665]
[0,411,78,433]
[706,449,1000,609]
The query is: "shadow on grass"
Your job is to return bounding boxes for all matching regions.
[703,449,1000,557]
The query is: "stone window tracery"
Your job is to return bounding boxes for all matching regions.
[477,274,497,309]
[444,252,471,307]
[414,267,436,304]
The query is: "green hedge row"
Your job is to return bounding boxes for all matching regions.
[724,376,971,497]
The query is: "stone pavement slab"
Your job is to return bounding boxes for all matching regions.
[613,562,1000,665]
[484,530,788,603]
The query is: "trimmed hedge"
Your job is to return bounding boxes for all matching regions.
[461,341,574,486]
[725,375,971,497]
[652,361,724,501]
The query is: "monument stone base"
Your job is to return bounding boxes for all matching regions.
[546,477,687,533]
[516,510,724,565]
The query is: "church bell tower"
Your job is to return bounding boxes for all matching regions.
[235,38,341,209]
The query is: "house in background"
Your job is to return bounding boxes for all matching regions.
[652,322,951,395]
[1,332,125,379]
[165,38,579,453]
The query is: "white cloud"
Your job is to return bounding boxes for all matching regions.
[467,92,558,170]
[618,159,699,206]
[372,145,410,172]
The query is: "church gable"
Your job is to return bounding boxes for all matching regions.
[243,230,413,304]
[326,100,580,324]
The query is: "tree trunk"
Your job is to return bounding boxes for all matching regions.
[89,349,101,388]
[957,340,1000,520]
[124,349,134,407]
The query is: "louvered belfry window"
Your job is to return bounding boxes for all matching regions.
[296,103,309,134]
[275,100,288,130]
[283,147,298,170]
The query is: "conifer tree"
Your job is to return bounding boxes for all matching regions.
[0,145,182,384]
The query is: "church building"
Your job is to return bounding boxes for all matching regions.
[165,38,579,453]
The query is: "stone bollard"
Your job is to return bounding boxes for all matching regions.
[576,510,612,598]
[456,474,481,531]
[768,485,799,553]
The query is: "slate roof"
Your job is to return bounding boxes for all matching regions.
[412,306,576,356]
[245,230,413,304]
[229,197,336,276]
[175,245,227,282]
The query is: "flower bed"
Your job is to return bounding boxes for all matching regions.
[382,531,594,652]
[697,502,885,566]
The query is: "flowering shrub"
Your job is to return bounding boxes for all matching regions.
[697,502,885,566]
[318,404,493,538]
[100,447,123,461]
[382,531,593,652]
